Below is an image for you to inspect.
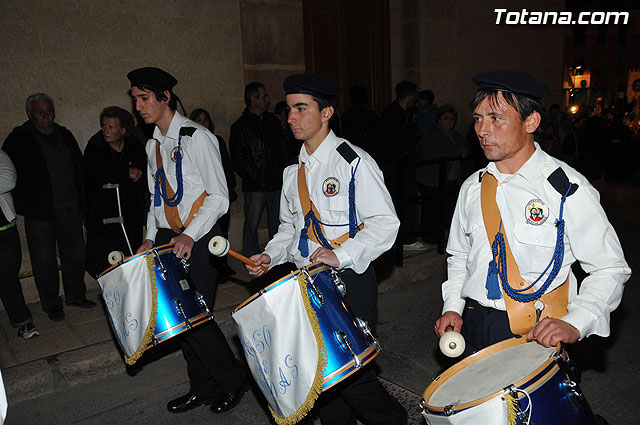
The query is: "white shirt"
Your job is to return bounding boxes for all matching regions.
[144,112,229,243]
[0,151,17,222]
[264,130,399,274]
[443,143,631,339]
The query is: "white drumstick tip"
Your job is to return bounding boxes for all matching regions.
[208,235,230,257]
[107,251,124,265]
[439,330,465,358]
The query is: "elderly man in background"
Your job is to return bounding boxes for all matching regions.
[2,93,95,322]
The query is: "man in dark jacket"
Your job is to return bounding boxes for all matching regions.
[2,93,95,322]
[230,82,286,256]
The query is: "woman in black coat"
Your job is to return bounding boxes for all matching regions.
[83,106,148,277]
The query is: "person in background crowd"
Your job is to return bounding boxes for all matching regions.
[83,106,148,278]
[230,82,287,257]
[416,104,467,245]
[3,93,96,322]
[0,150,40,339]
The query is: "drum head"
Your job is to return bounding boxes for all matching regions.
[425,338,557,409]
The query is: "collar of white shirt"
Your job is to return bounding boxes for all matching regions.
[298,130,339,169]
[153,111,185,144]
[482,142,549,185]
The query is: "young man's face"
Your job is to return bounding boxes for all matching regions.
[286,93,331,143]
[131,87,168,125]
[473,91,536,167]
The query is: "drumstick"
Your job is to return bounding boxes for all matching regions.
[208,236,268,273]
[439,326,465,358]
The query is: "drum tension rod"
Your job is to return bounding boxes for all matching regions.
[152,248,168,280]
[302,267,325,308]
[355,317,381,351]
[174,299,192,329]
[195,291,214,320]
[334,329,362,369]
[330,268,346,297]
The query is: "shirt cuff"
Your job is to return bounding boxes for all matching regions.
[442,298,466,316]
[333,247,353,270]
[144,228,157,243]
[561,307,598,340]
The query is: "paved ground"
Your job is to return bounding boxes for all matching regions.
[1,180,638,424]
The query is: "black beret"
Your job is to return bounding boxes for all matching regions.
[471,71,550,99]
[127,67,177,91]
[283,74,341,97]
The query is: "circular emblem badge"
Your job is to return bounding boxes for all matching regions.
[323,177,340,197]
[170,147,180,162]
[525,199,549,225]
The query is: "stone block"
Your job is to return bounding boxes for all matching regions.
[240,1,304,66]
[0,61,100,115]
[87,0,239,20]
[0,6,42,59]
[57,340,125,387]
[2,359,55,404]
[182,59,244,101]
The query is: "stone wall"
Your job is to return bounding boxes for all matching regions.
[239,0,305,106]
[0,0,246,149]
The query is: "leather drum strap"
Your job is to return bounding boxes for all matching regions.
[155,140,207,234]
[297,163,363,249]
[480,172,568,335]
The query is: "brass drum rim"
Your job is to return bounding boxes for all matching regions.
[422,337,562,414]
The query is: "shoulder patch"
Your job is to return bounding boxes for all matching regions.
[547,167,578,197]
[179,127,197,137]
[336,142,359,164]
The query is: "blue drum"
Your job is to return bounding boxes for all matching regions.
[235,262,380,391]
[422,337,601,425]
[100,244,213,351]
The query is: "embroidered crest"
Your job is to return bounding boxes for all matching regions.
[170,147,179,162]
[322,177,340,197]
[525,199,549,225]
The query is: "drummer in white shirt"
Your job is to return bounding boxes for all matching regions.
[246,74,407,425]
[129,67,247,415]
[434,71,631,356]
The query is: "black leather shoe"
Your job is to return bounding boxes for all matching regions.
[47,306,65,322]
[67,299,96,309]
[210,382,249,414]
[167,393,208,413]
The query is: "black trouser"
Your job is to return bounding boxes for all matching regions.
[241,191,280,256]
[155,227,246,400]
[317,265,406,425]
[85,222,143,278]
[460,298,518,357]
[24,206,87,313]
[0,225,33,326]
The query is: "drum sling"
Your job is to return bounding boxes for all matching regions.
[480,172,568,335]
[297,163,363,250]
[155,140,206,234]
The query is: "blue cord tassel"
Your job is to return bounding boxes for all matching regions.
[153,176,162,207]
[486,259,502,300]
[298,214,311,257]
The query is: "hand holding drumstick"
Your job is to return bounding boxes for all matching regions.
[208,236,268,274]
